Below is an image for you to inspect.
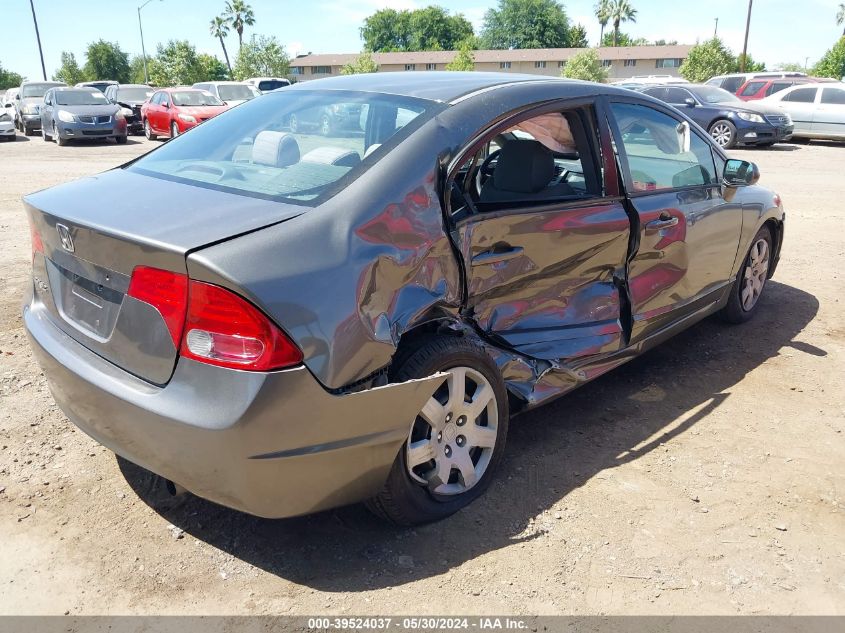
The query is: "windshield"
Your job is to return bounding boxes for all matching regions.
[129,90,437,205]
[55,90,110,106]
[218,85,256,101]
[22,84,60,99]
[171,90,224,107]
[258,80,289,92]
[691,85,741,104]
[117,87,154,102]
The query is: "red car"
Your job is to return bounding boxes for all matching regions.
[735,78,814,101]
[141,88,229,139]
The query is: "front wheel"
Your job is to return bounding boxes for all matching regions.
[55,124,67,147]
[367,335,509,526]
[115,135,127,144]
[709,119,737,149]
[719,226,773,323]
[170,121,179,138]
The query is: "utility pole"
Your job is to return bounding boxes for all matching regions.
[714,17,719,39]
[740,0,753,72]
[29,0,46,80]
[138,0,161,84]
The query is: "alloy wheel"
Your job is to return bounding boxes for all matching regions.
[741,238,769,311]
[405,366,498,496]
[710,123,732,147]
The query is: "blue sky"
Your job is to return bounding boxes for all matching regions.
[2,0,839,81]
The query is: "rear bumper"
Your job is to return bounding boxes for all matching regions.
[24,299,443,518]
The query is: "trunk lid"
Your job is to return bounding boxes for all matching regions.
[25,168,304,385]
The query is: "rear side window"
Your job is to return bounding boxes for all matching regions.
[129,90,437,205]
[767,82,792,96]
[785,88,818,103]
[611,102,717,192]
[722,77,744,93]
[821,88,845,105]
[740,81,766,96]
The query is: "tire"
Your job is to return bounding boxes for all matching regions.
[320,114,332,136]
[289,113,298,133]
[115,134,127,144]
[719,225,773,324]
[24,125,33,137]
[709,119,737,149]
[42,124,51,142]
[55,124,67,147]
[366,335,509,526]
[144,119,157,141]
[170,121,179,138]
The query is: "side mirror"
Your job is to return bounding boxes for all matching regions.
[684,98,696,107]
[3,102,12,108]
[723,159,760,186]
[163,102,170,109]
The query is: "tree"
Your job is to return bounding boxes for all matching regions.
[233,34,289,80]
[83,40,130,82]
[652,39,678,46]
[561,49,608,82]
[813,37,845,79]
[736,53,765,72]
[481,0,573,49]
[0,62,23,90]
[838,3,845,36]
[569,23,589,48]
[129,56,147,84]
[595,0,611,45]
[446,40,475,71]
[196,54,229,81]
[775,61,807,72]
[52,52,85,85]
[210,16,233,76]
[679,37,737,82]
[149,40,204,86]
[341,52,379,75]
[608,0,637,47]
[224,0,255,50]
[361,7,474,52]
[601,31,648,47]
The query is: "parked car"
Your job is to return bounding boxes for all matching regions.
[40,87,127,146]
[640,83,793,148]
[1,89,17,141]
[23,73,784,525]
[103,83,154,135]
[192,81,260,106]
[141,88,229,140]
[15,81,66,135]
[760,83,845,141]
[245,77,291,93]
[735,77,814,101]
[706,71,807,95]
[76,80,119,94]
[611,75,689,87]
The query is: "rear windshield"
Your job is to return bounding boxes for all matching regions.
[171,91,224,106]
[218,85,256,101]
[118,87,154,102]
[55,90,110,106]
[128,90,438,205]
[257,80,289,92]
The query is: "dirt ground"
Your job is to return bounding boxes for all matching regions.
[0,133,843,616]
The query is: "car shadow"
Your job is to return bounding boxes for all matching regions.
[119,280,821,591]
[741,144,801,152]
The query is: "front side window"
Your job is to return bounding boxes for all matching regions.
[611,102,717,192]
[128,90,437,205]
[821,88,845,104]
[664,87,692,104]
[767,82,792,96]
[785,87,818,103]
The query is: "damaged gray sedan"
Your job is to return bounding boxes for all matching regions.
[23,73,785,525]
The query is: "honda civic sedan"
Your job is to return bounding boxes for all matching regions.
[24,73,785,525]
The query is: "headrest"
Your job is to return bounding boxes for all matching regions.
[301,146,361,168]
[493,139,555,194]
[252,131,300,167]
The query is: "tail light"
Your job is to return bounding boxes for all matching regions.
[127,266,302,371]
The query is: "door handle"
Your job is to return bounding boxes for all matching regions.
[645,216,679,232]
[471,246,524,266]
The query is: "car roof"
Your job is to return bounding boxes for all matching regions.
[21,81,65,87]
[115,84,152,89]
[194,81,252,86]
[285,71,576,102]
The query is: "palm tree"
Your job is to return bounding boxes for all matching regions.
[595,0,612,46]
[609,0,637,47]
[210,16,233,76]
[838,3,845,36]
[224,0,255,50]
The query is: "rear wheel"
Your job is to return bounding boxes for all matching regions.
[144,119,157,141]
[115,134,127,144]
[720,225,773,323]
[709,119,737,149]
[367,335,509,526]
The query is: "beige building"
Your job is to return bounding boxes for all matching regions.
[289,45,692,82]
